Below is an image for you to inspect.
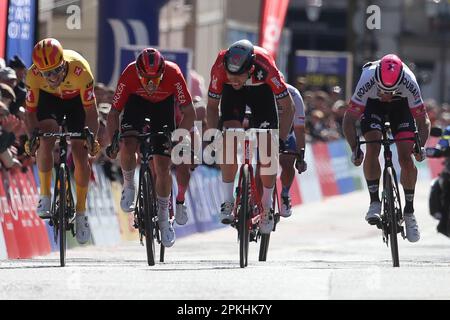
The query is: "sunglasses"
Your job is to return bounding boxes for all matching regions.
[138,73,163,91]
[40,63,65,78]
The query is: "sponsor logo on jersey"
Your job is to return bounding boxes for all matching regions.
[112,82,126,107]
[357,77,376,99]
[32,67,40,76]
[208,91,221,99]
[270,76,282,89]
[402,78,421,101]
[74,66,83,77]
[275,90,289,100]
[212,75,219,91]
[84,87,95,102]
[175,82,187,105]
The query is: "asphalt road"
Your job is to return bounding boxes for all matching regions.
[1,182,450,300]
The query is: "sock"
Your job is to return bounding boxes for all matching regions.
[367,179,380,203]
[222,181,235,203]
[281,186,291,198]
[176,183,187,203]
[122,169,135,189]
[157,195,170,221]
[404,189,415,214]
[76,185,88,213]
[39,170,52,197]
[262,186,275,210]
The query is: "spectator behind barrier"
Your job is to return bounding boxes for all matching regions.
[8,55,27,116]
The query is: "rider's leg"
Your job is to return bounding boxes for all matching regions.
[35,119,58,217]
[397,139,420,242]
[118,136,139,212]
[154,155,176,247]
[175,163,190,225]
[363,130,383,222]
[36,119,58,197]
[71,140,90,215]
[176,163,190,203]
[279,154,296,218]
[220,120,242,204]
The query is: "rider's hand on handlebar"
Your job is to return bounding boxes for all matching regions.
[414,146,426,162]
[279,138,287,153]
[351,147,364,167]
[295,159,308,174]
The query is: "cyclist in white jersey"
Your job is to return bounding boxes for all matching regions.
[279,83,307,217]
[343,54,431,243]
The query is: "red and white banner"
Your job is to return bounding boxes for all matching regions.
[259,0,290,59]
[0,0,7,58]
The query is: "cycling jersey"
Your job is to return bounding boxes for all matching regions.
[26,50,96,112]
[287,84,306,126]
[348,62,426,119]
[112,61,192,112]
[208,46,289,101]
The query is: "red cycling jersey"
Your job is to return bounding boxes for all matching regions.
[208,46,289,101]
[112,61,192,112]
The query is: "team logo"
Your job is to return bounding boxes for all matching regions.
[74,67,83,77]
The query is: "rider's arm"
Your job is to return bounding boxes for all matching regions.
[290,86,306,150]
[179,103,196,132]
[24,69,41,136]
[415,113,431,148]
[206,97,220,130]
[106,109,121,142]
[277,95,295,141]
[343,107,360,151]
[84,103,99,138]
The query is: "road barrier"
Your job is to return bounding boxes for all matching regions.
[0,138,442,260]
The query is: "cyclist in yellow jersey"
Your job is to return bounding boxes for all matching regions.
[25,38,100,245]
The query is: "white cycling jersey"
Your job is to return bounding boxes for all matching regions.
[349,61,426,119]
[287,84,306,126]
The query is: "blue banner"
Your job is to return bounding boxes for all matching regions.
[294,50,353,100]
[120,45,191,80]
[97,0,168,88]
[6,0,37,67]
[328,140,358,195]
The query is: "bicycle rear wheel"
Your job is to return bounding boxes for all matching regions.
[239,166,250,268]
[58,164,67,267]
[143,169,156,266]
[384,167,400,267]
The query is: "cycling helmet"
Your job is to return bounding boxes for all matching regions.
[135,48,165,79]
[223,40,255,75]
[374,54,405,93]
[32,38,64,71]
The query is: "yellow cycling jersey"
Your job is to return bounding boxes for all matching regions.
[26,50,96,111]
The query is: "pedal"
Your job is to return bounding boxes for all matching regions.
[367,217,381,226]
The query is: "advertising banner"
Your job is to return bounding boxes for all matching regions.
[294,50,353,100]
[259,0,290,59]
[97,0,168,87]
[6,0,37,67]
[0,0,8,58]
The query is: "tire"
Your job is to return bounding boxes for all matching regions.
[143,169,156,266]
[239,166,250,268]
[385,168,400,267]
[58,164,67,267]
[259,234,270,262]
[160,243,165,263]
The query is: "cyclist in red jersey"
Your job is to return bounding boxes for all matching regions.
[106,48,196,248]
[206,40,295,235]
[343,54,431,242]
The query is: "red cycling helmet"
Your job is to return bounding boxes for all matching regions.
[375,54,405,93]
[135,48,165,79]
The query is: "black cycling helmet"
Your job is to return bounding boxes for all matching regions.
[223,40,255,75]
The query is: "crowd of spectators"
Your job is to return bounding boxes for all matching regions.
[1,53,449,174]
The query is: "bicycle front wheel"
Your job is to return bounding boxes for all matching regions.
[58,164,67,267]
[239,166,250,268]
[384,167,400,267]
[143,169,156,266]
